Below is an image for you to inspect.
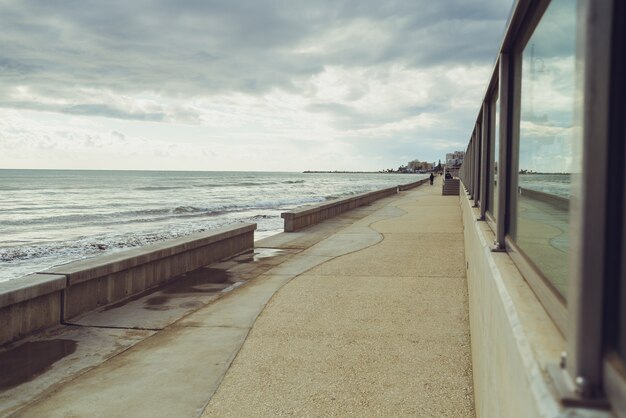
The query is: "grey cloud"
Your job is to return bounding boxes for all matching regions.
[65,104,166,121]
[307,101,445,131]
[0,0,511,119]
[0,57,41,73]
[523,0,577,59]
[0,101,167,121]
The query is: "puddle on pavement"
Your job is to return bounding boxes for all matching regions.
[102,289,155,311]
[233,248,287,263]
[145,295,169,306]
[179,300,204,309]
[163,267,231,293]
[253,248,286,261]
[103,249,287,312]
[0,339,77,391]
[144,267,233,307]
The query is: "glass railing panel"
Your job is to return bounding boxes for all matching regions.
[515,0,579,299]
[620,154,626,360]
[492,93,500,219]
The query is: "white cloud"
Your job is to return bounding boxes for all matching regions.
[0,0,513,171]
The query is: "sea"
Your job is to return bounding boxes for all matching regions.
[0,169,425,282]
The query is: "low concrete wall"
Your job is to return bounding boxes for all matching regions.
[460,187,566,417]
[0,223,256,345]
[281,186,398,232]
[398,178,429,191]
[0,274,66,346]
[518,187,569,211]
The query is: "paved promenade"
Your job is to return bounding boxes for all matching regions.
[7,178,473,417]
[205,178,473,416]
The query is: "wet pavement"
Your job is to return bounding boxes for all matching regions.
[0,246,298,417]
[0,339,77,392]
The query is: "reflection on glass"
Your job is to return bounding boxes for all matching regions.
[515,0,579,299]
[493,94,500,219]
[619,172,626,359]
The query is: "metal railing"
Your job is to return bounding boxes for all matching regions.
[457,0,625,411]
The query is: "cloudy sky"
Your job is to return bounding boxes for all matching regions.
[0,0,513,172]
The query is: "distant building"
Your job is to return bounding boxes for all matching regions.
[420,162,433,171]
[445,151,465,167]
[408,159,433,172]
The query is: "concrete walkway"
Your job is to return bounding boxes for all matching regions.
[8,178,473,417]
[204,178,474,417]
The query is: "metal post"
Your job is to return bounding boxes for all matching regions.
[473,124,481,207]
[479,103,489,220]
[494,53,510,251]
[566,0,612,399]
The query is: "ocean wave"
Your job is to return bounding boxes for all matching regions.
[173,206,206,214]
[1,186,387,229]
[324,190,363,201]
[174,197,327,215]
[135,186,183,191]
[231,182,277,186]
[0,171,428,281]
[249,214,273,219]
[1,213,105,226]
[0,219,240,265]
[193,181,278,188]
[192,183,228,188]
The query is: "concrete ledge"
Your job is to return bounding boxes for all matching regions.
[0,274,67,346]
[44,223,257,285]
[55,223,256,320]
[0,274,66,309]
[398,178,429,191]
[0,223,256,344]
[281,186,398,232]
[518,187,569,211]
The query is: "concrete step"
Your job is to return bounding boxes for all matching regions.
[442,179,460,196]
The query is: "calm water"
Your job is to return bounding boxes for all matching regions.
[0,170,424,282]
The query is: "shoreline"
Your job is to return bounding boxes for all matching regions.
[303,170,427,174]
[0,226,285,284]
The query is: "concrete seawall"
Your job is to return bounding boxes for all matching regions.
[281,186,399,232]
[518,187,569,211]
[398,178,429,191]
[0,274,67,348]
[0,223,255,346]
[281,179,427,232]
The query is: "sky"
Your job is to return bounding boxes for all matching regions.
[0,0,513,172]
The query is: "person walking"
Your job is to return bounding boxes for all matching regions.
[429,173,434,185]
